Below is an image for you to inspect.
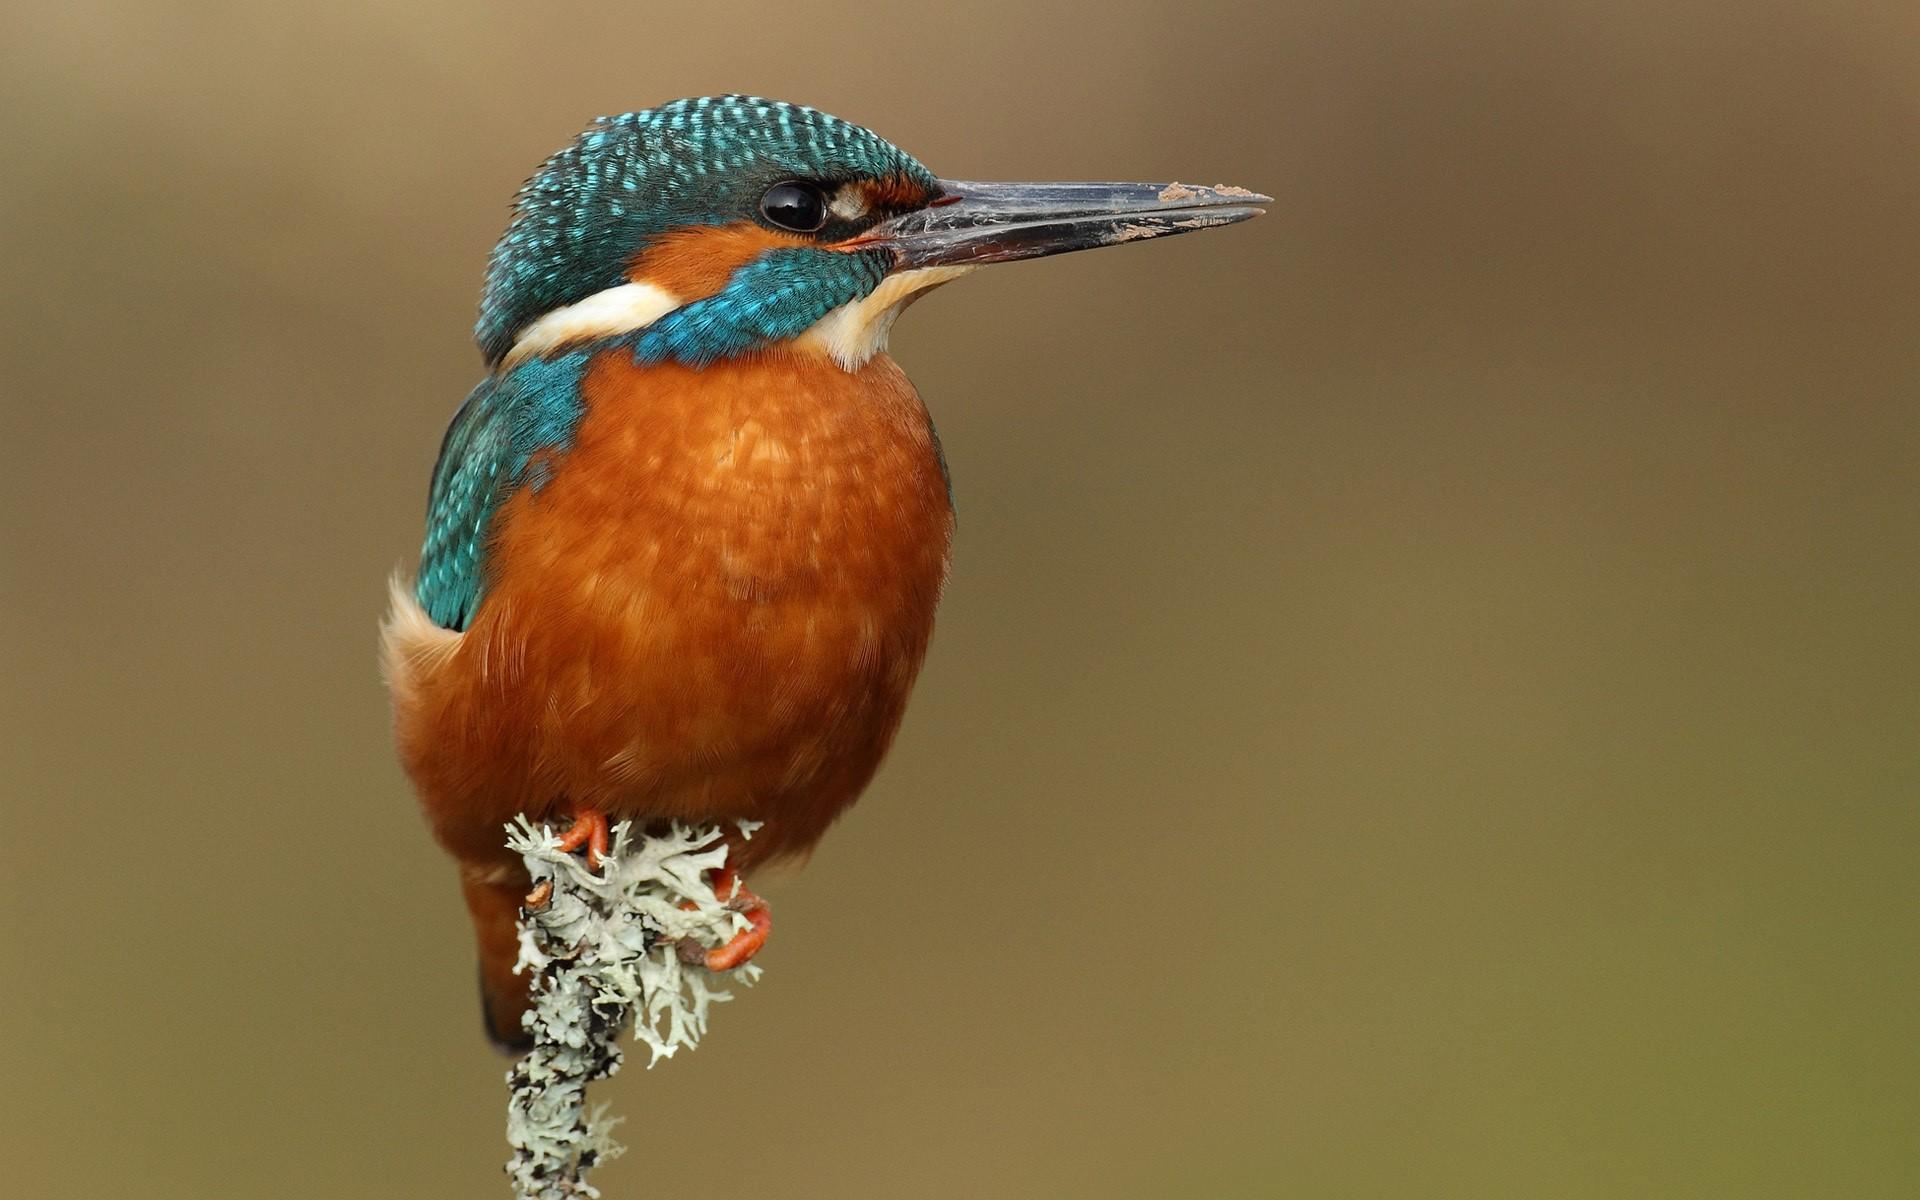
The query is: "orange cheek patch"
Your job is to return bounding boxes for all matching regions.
[627,222,813,301]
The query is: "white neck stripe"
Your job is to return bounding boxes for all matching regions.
[502,281,683,368]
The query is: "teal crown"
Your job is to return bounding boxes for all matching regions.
[475,95,935,365]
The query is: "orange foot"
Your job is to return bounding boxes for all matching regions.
[684,868,772,971]
[552,806,610,868]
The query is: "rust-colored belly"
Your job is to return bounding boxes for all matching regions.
[394,349,953,872]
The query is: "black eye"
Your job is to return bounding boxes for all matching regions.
[759,181,828,233]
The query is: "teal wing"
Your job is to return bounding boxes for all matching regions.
[415,351,592,630]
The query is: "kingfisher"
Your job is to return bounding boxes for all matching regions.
[382,95,1265,1051]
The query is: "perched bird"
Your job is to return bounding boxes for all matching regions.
[382,95,1265,1050]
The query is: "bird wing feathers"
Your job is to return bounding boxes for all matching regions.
[416,352,592,630]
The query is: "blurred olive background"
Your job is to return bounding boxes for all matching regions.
[3,1,1916,1197]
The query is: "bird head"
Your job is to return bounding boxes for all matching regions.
[478,95,1266,372]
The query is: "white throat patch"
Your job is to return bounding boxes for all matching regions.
[798,266,976,371]
[503,281,683,368]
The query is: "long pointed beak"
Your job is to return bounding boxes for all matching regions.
[858,179,1269,269]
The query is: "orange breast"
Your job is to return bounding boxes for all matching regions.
[394,349,954,871]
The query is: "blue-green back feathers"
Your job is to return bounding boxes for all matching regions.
[416,353,588,629]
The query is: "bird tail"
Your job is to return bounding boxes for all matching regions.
[463,873,535,1054]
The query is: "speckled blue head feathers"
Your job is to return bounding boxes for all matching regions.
[476,95,936,365]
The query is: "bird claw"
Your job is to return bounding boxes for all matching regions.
[704,902,772,971]
[552,806,610,867]
[678,868,772,971]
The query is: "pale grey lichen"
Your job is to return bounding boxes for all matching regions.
[504,816,762,1200]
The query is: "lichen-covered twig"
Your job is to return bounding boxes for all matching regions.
[503,816,763,1200]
